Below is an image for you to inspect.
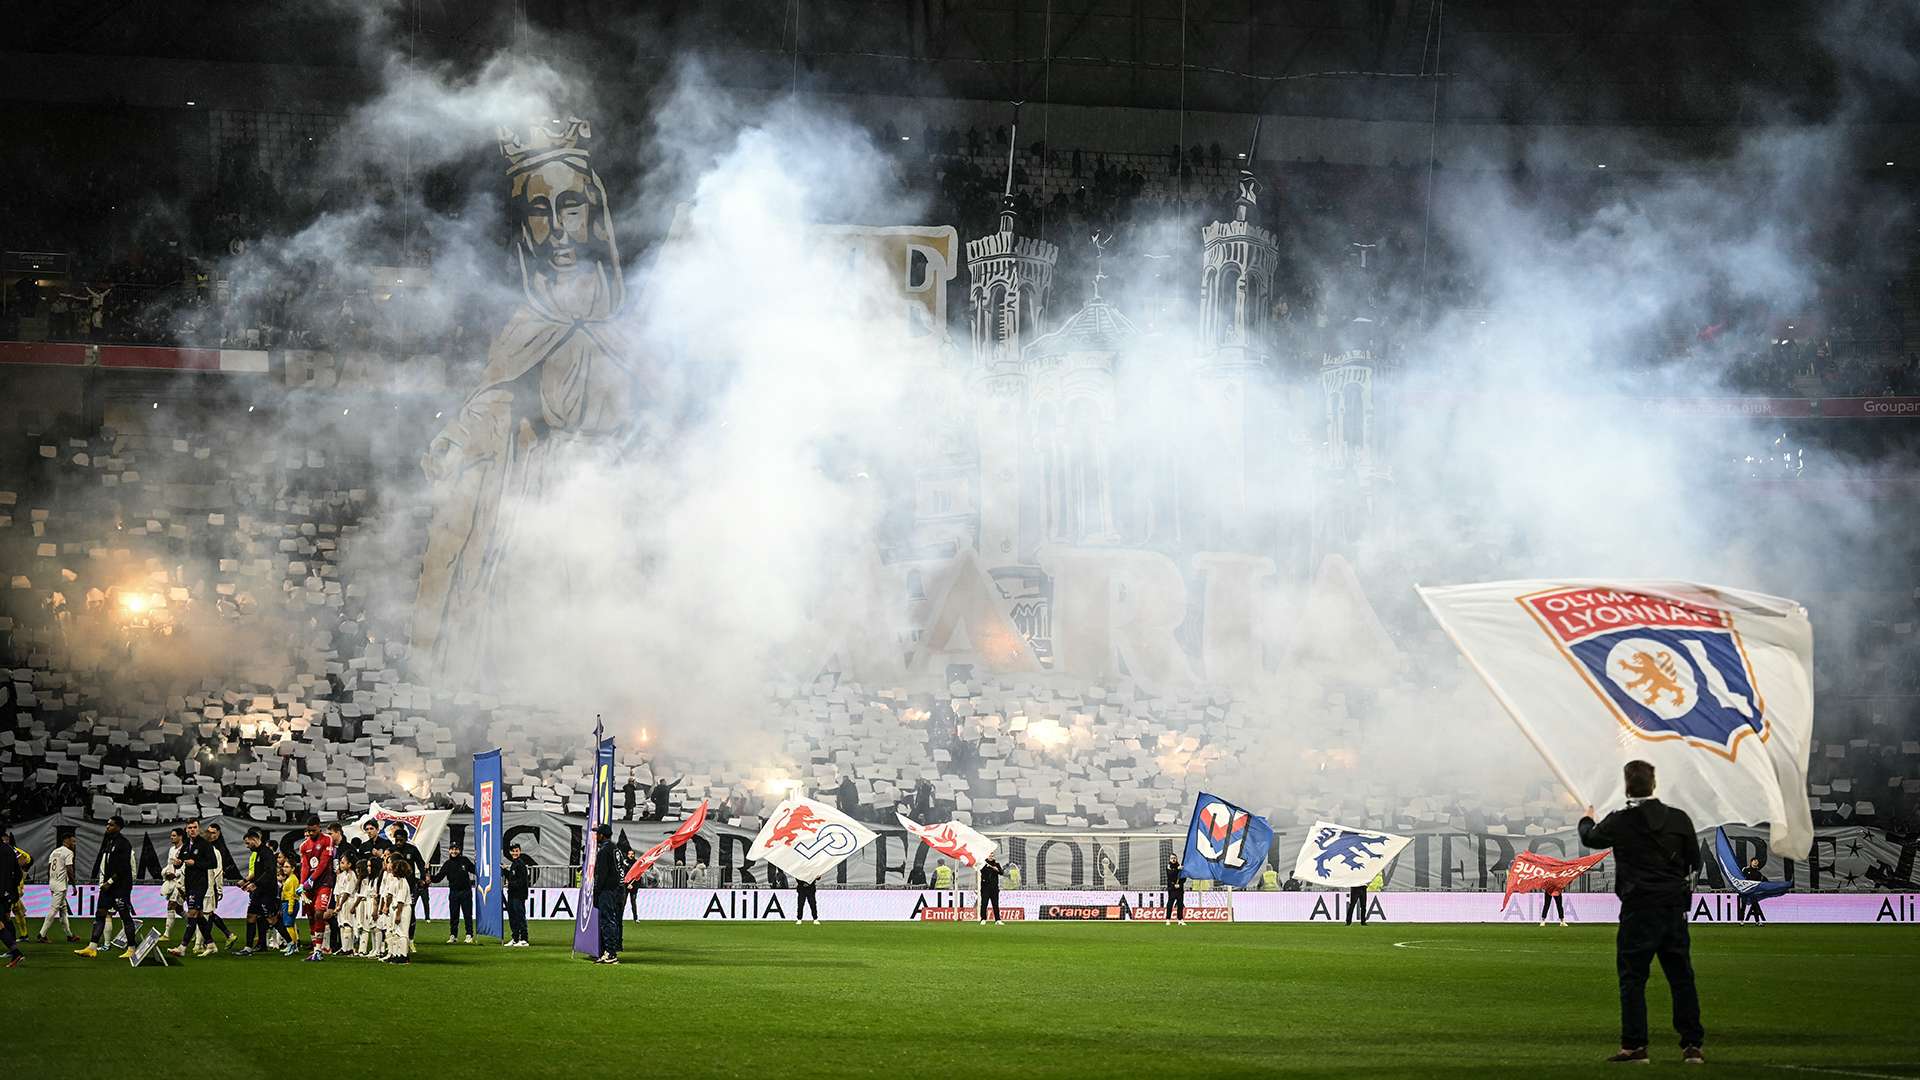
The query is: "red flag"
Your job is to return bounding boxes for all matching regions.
[623,800,710,885]
[1501,850,1609,909]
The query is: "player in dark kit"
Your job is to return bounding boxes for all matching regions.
[432,840,478,943]
[236,827,281,955]
[978,855,1005,924]
[297,817,337,961]
[77,815,140,958]
[1164,853,1186,925]
[1579,760,1705,1065]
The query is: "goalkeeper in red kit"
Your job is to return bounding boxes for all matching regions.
[297,816,337,962]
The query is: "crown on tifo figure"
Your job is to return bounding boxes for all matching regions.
[500,117,594,177]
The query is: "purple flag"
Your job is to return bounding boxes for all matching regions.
[572,717,616,956]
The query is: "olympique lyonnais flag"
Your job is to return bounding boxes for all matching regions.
[1714,827,1792,901]
[1418,581,1815,859]
[347,803,453,861]
[624,800,711,885]
[472,749,504,939]
[572,718,616,957]
[896,813,996,869]
[1501,850,1610,909]
[749,796,878,883]
[1292,820,1412,888]
[1180,792,1274,889]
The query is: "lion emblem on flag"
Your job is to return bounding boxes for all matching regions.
[1520,587,1766,758]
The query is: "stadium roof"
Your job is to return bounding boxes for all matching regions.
[6,0,1917,126]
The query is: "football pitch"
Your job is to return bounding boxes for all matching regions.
[13,920,1919,1078]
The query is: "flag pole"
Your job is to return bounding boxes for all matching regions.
[1416,588,1591,808]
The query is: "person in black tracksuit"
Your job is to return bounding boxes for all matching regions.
[1164,854,1186,923]
[794,877,820,924]
[432,841,477,941]
[1738,859,1769,924]
[978,856,1005,924]
[387,825,429,939]
[84,816,140,952]
[503,843,534,945]
[1578,760,1706,1065]
[591,824,624,962]
[240,828,281,953]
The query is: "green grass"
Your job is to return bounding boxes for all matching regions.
[11,919,1920,1078]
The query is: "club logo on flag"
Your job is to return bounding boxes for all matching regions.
[1180,792,1273,889]
[749,797,878,883]
[1519,587,1767,759]
[897,813,996,869]
[1292,820,1411,888]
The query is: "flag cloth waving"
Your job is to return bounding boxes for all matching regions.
[1501,850,1610,909]
[347,803,453,860]
[624,800,710,885]
[1713,827,1792,901]
[749,797,878,883]
[1418,581,1815,860]
[1292,821,1411,888]
[896,813,996,869]
[1180,792,1274,888]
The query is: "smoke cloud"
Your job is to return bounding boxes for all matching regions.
[96,0,1919,825]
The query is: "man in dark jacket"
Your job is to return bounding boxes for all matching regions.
[387,823,429,938]
[78,815,140,958]
[237,827,281,955]
[978,855,1005,924]
[1738,858,1770,924]
[1164,853,1186,924]
[503,842,534,946]
[1578,760,1705,1065]
[591,824,624,963]
[432,840,478,943]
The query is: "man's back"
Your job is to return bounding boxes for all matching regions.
[1578,799,1700,907]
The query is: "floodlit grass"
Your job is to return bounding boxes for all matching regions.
[11,918,1919,1078]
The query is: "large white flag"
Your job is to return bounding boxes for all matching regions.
[1292,821,1412,888]
[896,813,997,869]
[1419,580,1814,859]
[748,797,878,883]
[347,803,454,859]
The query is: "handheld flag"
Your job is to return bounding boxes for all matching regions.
[1292,821,1411,888]
[896,813,996,869]
[1501,850,1610,909]
[1418,580,1815,859]
[346,803,453,861]
[624,800,710,885]
[749,797,877,883]
[1180,792,1274,888]
[572,717,615,956]
[1713,827,1791,901]
[472,748,504,938]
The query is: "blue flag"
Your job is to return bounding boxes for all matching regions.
[472,748,504,940]
[1714,827,1791,901]
[572,719,616,956]
[1181,792,1274,888]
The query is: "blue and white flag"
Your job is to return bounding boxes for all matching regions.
[1418,581,1815,859]
[472,748,503,939]
[1714,827,1791,901]
[1180,792,1273,888]
[1292,820,1411,888]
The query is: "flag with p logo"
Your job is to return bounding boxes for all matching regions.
[472,748,503,939]
[1181,792,1273,888]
